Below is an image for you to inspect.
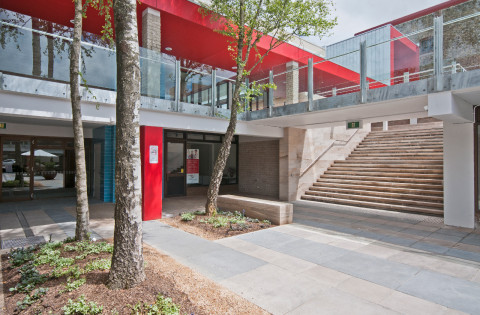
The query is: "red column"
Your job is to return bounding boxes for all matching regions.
[140,126,163,221]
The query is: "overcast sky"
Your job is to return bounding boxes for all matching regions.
[303,0,447,47]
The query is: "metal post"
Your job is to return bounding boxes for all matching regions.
[404,72,410,83]
[360,40,367,104]
[175,59,181,111]
[332,87,337,97]
[451,60,457,74]
[244,78,250,120]
[434,14,444,92]
[211,69,216,117]
[268,70,274,117]
[308,58,313,111]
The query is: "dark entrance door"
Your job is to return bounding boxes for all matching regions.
[165,140,186,196]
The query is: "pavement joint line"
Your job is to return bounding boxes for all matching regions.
[15,211,34,238]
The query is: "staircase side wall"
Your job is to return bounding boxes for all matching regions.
[279,123,371,202]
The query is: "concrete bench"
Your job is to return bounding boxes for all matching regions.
[217,195,293,225]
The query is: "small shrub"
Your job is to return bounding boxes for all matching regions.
[61,277,86,293]
[85,258,111,272]
[262,219,271,225]
[10,263,47,293]
[131,294,179,315]
[193,210,206,215]
[51,265,83,279]
[9,246,36,267]
[16,287,48,310]
[63,295,103,315]
[180,212,195,221]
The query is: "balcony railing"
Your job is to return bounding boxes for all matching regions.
[1,4,480,117]
[0,19,237,112]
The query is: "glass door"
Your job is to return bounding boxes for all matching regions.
[165,140,186,196]
[1,138,32,201]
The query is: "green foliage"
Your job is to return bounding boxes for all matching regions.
[64,236,77,243]
[63,295,103,315]
[64,240,113,260]
[9,246,36,267]
[9,263,48,293]
[61,277,86,293]
[180,212,196,221]
[16,287,48,311]
[2,179,29,188]
[193,210,206,215]
[51,265,84,279]
[131,294,180,315]
[84,258,111,272]
[262,219,271,225]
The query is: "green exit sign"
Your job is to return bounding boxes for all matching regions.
[347,121,360,129]
[0,123,6,129]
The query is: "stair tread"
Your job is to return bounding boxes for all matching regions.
[300,195,443,215]
[308,186,443,200]
[304,190,443,208]
[312,182,444,195]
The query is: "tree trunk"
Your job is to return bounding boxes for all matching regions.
[205,89,241,215]
[70,0,90,241]
[108,0,145,289]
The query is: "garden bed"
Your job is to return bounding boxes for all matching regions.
[161,210,275,240]
[1,239,269,314]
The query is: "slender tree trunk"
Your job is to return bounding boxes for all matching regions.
[108,0,145,289]
[70,0,90,241]
[205,86,242,215]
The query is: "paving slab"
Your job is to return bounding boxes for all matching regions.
[398,270,480,314]
[322,251,420,289]
[143,220,266,281]
[286,287,398,315]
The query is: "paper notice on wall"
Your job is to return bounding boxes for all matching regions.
[149,145,158,164]
[186,149,199,184]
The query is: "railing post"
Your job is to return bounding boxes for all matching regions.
[451,60,457,74]
[175,59,181,111]
[332,87,337,97]
[360,40,367,103]
[404,72,410,83]
[268,70,274,117]
[211,69,216,117]
[244,78,250,120]
[308,58,313,111]
[434,14,444,92]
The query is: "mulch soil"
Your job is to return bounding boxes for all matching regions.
[1,241,270,314]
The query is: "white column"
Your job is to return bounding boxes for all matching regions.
[443,122,475,228]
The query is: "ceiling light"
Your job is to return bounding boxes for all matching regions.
[165,47,172,51]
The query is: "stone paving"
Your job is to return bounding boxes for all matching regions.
[1,197,480,314]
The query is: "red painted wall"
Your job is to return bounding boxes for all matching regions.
[140,126,163,221]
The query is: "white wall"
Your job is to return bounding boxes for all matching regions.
[444,122,475,228]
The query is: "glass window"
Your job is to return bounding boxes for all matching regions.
[166,131,184,139]
[186,141,237,185]
[187,133,203,140]
[204,135,221,142]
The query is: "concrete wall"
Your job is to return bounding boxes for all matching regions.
[279,123,371,201]
[239,140,279,198]
[443,122,475,228]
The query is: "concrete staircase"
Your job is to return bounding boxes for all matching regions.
[301,127,444,215]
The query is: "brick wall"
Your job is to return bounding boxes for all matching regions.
[239,140,279,198]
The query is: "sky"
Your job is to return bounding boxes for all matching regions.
[303,0,447,47]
